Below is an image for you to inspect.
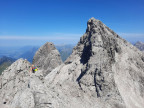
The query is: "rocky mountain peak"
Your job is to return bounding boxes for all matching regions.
[33,42,55,57]
[86,17,101,32]
[86,17,116,36]
[57,17,144,108]
[67,18,121,65]
[33,42,63,76]
[0,18,144,108]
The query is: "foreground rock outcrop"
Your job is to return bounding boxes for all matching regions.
[0,59,31,107]
[0,59,50,108]
[33,42,63,76]
[0,17,144,108]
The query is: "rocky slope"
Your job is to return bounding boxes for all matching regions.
[33,42,63,76]
[0,59,31,108]
[0,17,144,108]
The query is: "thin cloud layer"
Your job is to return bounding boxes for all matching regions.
[0,33,82,40]
[118,33,144,37]
[0,33,144,41]
[0,33,144,47]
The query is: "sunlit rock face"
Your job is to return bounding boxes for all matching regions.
[33,42,63,76]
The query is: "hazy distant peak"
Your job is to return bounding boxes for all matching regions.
[134,41,144,51]
[135,41,144,45]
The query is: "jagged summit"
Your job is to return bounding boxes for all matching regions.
[66,17,122,64]
[79,17,120,48]
[86,17,102,32]
[86,17,117,36]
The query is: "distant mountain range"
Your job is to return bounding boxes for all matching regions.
[0,56,15,75]
[56,44,74,61]
[0,44,74,63]
[0,46,39,63]
[134,41,144,51]
[0,44,74,74]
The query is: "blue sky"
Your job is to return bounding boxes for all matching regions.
[0,0,144,46]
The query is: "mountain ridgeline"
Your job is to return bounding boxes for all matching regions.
[0,56,15,75]
[0,45,73,63]
[0,17,144,108]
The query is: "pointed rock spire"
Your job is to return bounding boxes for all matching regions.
[33,42,63,76]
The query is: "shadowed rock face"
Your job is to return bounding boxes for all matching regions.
[0,17,144,108]
[33,42,63,76]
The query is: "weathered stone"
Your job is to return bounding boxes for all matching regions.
[33,42,63,76]
[45,17,144,108]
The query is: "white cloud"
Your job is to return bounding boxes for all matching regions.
[118,33,144,37]
[1,33,143,45]
[0,33,82,40]
[117,33,144,43]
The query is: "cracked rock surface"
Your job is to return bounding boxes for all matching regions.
[0,17,144,108]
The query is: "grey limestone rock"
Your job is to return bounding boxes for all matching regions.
[0,59,31,108]
[45,17,144,108]
[0,58,52,108]
[33,42,63,76]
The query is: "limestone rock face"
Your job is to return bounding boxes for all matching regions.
[0,59,31,108]
[33,42,63,76]
[0,59,51,108]
[0,17,144,108]
[44,17,144,108]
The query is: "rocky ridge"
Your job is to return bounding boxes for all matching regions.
[0,17,144,108]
